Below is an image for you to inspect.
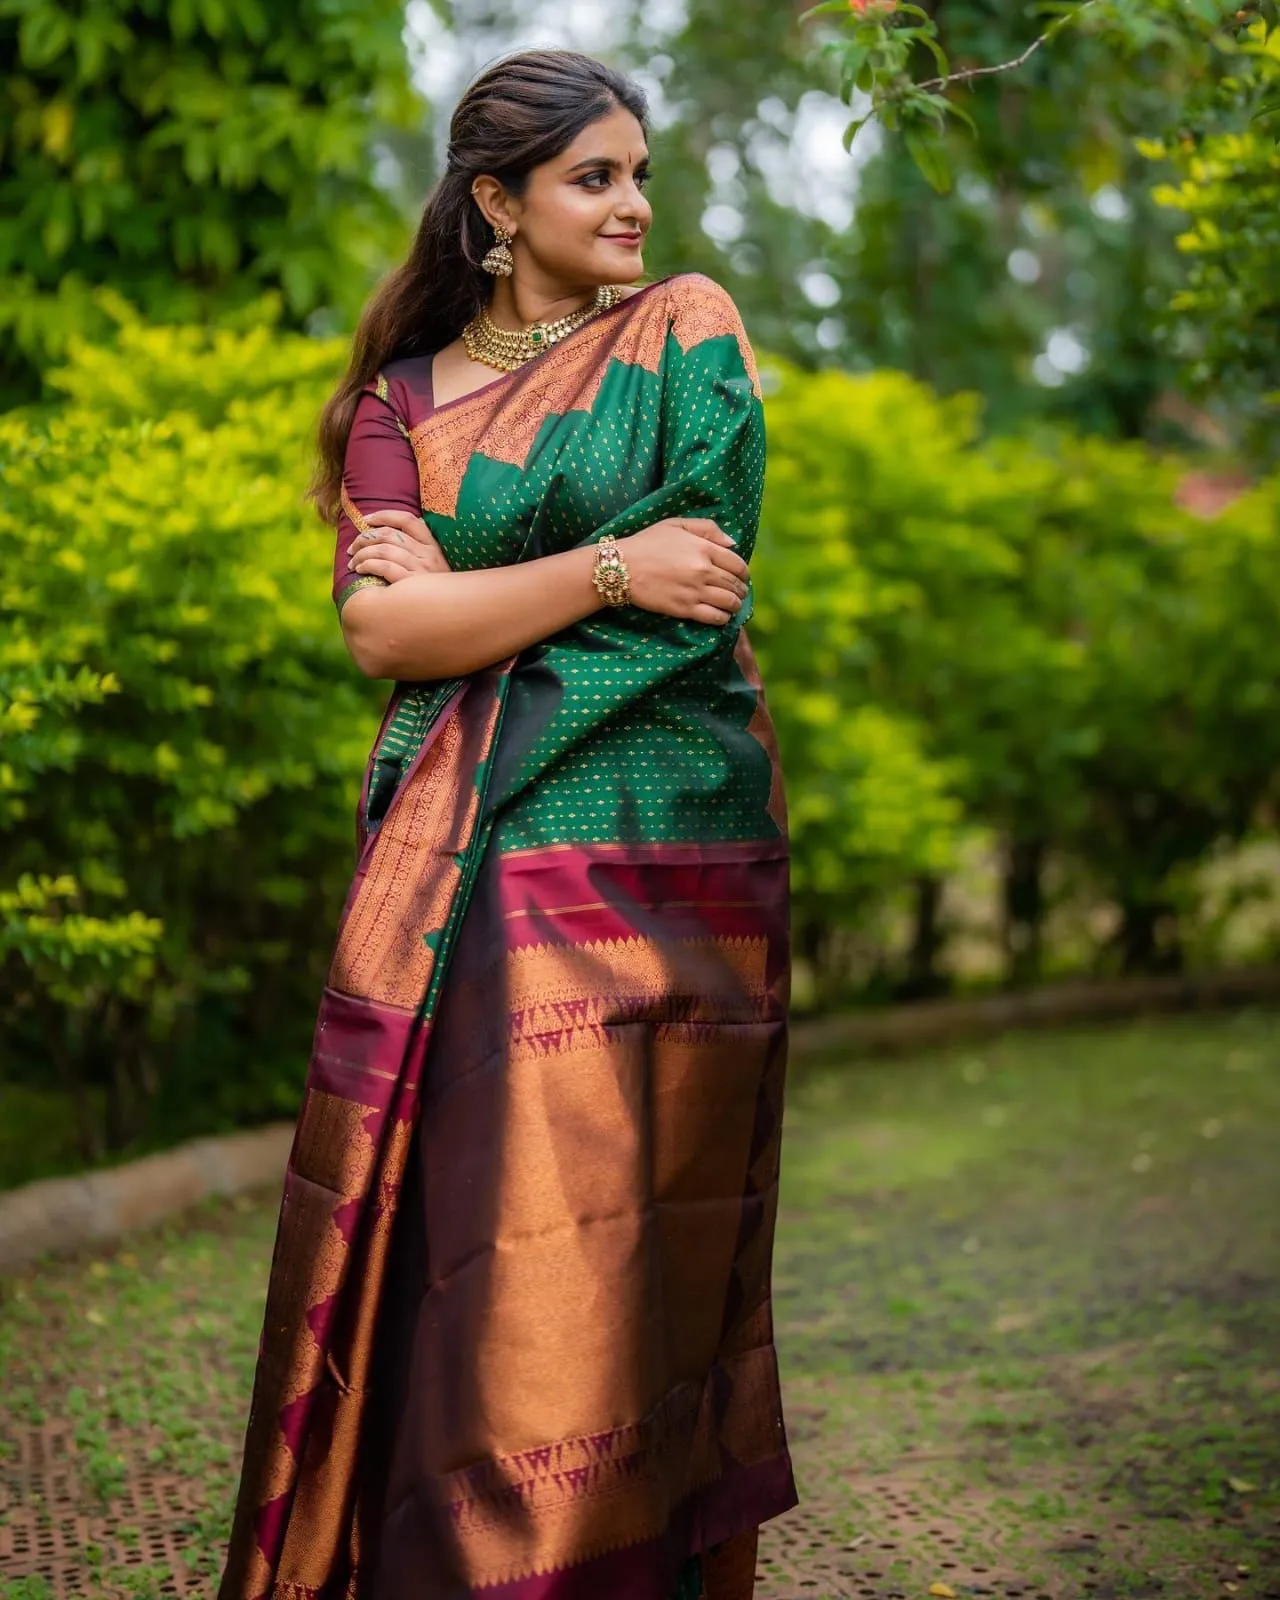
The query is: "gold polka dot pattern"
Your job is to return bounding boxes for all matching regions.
[364,273,785,853]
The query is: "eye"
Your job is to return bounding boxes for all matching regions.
[575,166,653,190]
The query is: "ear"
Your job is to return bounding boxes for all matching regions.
[470,175,517,236]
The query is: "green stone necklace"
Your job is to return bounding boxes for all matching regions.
[461,284,623,372]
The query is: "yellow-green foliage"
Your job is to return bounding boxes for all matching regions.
[1138,12,1280,449]
[7,312,1280,1166]
[753,363,969,913]
[0,305,378,1151]
[757,355,1280,976]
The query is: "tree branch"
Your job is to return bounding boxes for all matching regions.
[914,1,1102,92]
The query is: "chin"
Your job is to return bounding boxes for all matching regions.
[599,246,645,279]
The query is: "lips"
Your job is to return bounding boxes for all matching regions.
[601,233,643,245]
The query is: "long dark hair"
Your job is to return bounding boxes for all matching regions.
[310,48,650,524]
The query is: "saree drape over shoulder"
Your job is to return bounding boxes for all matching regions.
[220,273,796,1600]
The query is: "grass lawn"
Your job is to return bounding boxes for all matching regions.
[1,1011,1278,1598]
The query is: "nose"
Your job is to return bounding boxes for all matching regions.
[616,173,652,228]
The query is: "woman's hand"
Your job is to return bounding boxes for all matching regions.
[621,517,749,625]
[346,509,451,584]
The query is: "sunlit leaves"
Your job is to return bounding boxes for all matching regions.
[0,306,377,1146]
[1136,10,1280,454]
[0,0,419,403]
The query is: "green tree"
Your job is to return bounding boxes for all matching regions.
[1140,12,1280,456]
[811,0,1280,446]
[0,0,419,404]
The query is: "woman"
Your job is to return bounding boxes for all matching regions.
[221,48,795,1600]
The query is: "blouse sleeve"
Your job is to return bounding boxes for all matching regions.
[333,380,422,613]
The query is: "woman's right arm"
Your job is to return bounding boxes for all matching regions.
[342,522,747,681]
[336,389,748,682]
[342,548,601,681]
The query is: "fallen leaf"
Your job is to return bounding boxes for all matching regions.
[1227,1477,1257,1493]
[85,1309,106,1326]
[929,1585,957,1598]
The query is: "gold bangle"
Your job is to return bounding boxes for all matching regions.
[591,533,631,607]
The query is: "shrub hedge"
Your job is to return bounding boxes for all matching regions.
[3,315,1279,1172]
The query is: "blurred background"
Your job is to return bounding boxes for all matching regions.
[2,3,1279,1597]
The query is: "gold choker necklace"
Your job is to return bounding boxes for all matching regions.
[461,284,624,373]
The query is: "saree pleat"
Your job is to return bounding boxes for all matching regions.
[220,274,795,1600]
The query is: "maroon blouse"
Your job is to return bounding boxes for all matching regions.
[332,357,437,610]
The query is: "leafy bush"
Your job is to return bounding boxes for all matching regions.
[757,356,1280,991]
[0,304,378,1163]
[5,313,1280,1179]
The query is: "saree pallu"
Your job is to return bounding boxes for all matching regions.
[220,273,796,1600]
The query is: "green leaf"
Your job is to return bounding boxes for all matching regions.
[943,98,978,137]
[840,45,870,99]
[198,0,226,36]
[912,31,950,78]
[169,0,197,40]
[19,8,72,68]
[904,125,952,193]
[843,114,871,152]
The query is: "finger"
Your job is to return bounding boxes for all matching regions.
[350,540,410,566]
[689,602,733,626]
[350,557,413,581]
[357,543,448,576]
[350,537,428,569]
[348,530,428,557]
[706,546,750,582]
[703,585,744,615]
[681,518,737,547]
[367,516,436,548]
[362,509,420,529]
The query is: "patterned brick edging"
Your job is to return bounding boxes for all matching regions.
[3,964,1278,1275]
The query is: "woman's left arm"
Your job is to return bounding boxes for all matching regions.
[335,382,450,615]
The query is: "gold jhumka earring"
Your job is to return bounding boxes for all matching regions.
[481,222,515,277]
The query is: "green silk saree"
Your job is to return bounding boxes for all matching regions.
[219,273,795,1600]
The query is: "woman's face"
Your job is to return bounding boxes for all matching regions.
[504,104,653,287]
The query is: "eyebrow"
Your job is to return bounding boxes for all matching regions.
[564,153,651,173]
